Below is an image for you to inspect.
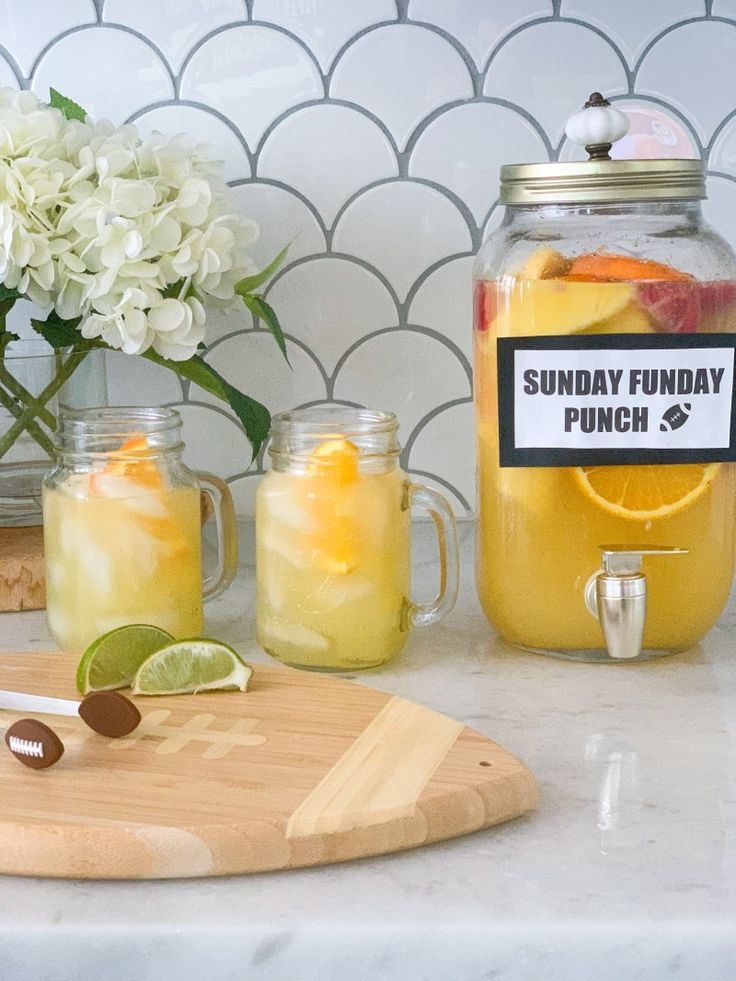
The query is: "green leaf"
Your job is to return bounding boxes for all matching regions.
[143,350,270,459]
[234,245,289,295]
[241,293,289,364]
[0,286,20,304]
[49,87,87,122]
[0,329,19,354]
[0,285,20,322]
[31,310,86,348]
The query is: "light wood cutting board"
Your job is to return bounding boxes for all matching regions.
[0,650,538,879]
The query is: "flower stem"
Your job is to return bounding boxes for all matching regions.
[0,363,57,430]
[0,349,89,461]
[0,383,57,458]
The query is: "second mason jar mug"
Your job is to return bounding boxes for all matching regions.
[256,407,460,670]
[42,406,238,653]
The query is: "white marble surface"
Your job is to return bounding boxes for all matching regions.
[1,521,736,980]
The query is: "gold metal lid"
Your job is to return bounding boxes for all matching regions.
[500,159,705,206]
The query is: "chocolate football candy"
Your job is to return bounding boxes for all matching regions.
[5,719,64,770]
[78,690,141,738]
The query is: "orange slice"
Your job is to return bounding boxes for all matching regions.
[89,434,162,495]
[306,438,360,574]
[308,438,359,483]
[566,253,693,283]
[573,463,719,522]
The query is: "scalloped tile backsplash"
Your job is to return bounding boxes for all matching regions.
[1,0,735,514]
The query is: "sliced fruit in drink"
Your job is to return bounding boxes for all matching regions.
[492,279,633,336]
[517,247,571,280]
[635,282,700,333]
[258,618,330,653]
[566,253,693,282]
[132,639,252,695]
[573,463,719,521]
[77,623,174,694]
[474,280,497,333]
[581,300,655,334]
[89,434,162,495]
[305,438,360,573]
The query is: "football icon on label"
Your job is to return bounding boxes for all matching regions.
[660,402,692,432]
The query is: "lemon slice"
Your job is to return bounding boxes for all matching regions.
[131,639,252,696]
[76,624,174,694]
[573,463,720,522]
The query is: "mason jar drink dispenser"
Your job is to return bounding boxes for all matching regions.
[474,93,736,662]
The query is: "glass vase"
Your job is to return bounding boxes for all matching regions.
[0,340,107,527]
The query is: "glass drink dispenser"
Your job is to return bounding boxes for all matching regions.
[474,94,736,662]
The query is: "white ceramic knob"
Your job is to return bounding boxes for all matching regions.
[565,93,629,157]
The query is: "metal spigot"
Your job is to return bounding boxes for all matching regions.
[584,546,688,660]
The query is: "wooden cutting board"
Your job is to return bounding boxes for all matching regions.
[0,650,538,879]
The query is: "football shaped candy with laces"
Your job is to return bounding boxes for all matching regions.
[4,719,64,770]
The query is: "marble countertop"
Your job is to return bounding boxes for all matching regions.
[1,522,735,981]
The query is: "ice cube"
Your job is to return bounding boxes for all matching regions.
[263,484,316,533]
[258,618,329,652]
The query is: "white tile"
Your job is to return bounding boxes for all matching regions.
[0,56,18,88]
[105,350,185,407]
[710,117,736,177]
[196,332,327,416]
[229,183,325,269]
[172,401,253,479]
[406,401,475,511]
[703,175,736,255]
[31,26,173,123]
[561,0,703,67]
[408,0,552,70]
[330,24,473,151]
[227,472,264,515]
[133,104,251,182]
[559,98,699,162]
[404,470,471,518]
[484,21,627,145]
[333,329,470,435]
[258,104,398,226]
[105,0,244,73]
[409,103,547,224]
[199,297,251,343]
[637,21,736,143]
[482,206,504,243]
[713,0,736,15]
[180,25,323,149]
[408,256,474,361]
[265,257,398,373]
[0,0,95,76]
[6,299,49,340]
[332,180,472,301]
[253,0,396,72]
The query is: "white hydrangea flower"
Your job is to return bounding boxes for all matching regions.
[0,87,261,362]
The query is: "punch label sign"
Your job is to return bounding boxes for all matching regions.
[497,333,736,467]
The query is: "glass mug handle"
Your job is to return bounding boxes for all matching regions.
[196,471,238,600]
[406,482,460,628]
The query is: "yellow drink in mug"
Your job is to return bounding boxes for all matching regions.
[256,408,460,670]
[43,407,237,653]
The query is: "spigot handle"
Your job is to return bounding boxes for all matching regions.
[598,544,688,575]
[586,545,688,659]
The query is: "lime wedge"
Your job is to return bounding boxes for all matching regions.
[131,639,252,696]
[77,624,174,694]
